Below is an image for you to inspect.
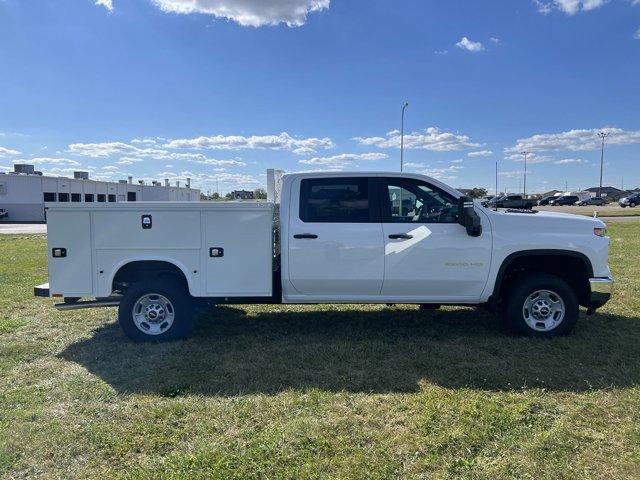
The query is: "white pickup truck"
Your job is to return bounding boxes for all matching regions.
[34,172,613,341]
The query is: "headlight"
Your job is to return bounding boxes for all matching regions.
[594,227,607,237]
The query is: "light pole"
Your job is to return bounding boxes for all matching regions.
[520,151,529,198]
[400,102,409,172]
[597,131,611,198]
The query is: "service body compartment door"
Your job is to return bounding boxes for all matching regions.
[93,210,201,250]
[287,177,384,297]
[204,208,273,297]
[47,210,93,296]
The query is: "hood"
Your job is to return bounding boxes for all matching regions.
[481,206,606,230]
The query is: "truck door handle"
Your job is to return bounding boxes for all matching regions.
[293,234,318,239]
[388,234,413,240]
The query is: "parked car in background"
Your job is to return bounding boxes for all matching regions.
[486,194,535,210]
[549,192,591,206]
[0,208,8,219]
[619,192,640,208]
[549,195,579,206]
[537,193,562,206]
[578,197,608,206]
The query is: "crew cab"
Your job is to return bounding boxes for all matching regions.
[34,172,613,341]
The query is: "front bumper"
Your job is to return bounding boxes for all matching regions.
[588,276,614,309]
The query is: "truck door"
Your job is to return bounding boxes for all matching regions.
[287,176,384,297]
[380,177,491,302]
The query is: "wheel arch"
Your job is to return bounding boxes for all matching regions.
[110,258,194,296]
[491,249,594,307]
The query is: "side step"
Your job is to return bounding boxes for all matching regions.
[54,297,121,311]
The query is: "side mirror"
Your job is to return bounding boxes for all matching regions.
[458,196,482,237]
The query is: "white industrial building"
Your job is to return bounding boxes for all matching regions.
[0,164,200,222]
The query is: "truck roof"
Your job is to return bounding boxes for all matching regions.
[282,171,463,198]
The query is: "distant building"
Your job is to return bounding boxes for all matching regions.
[585,186,627,200]
[0,165,200,222]
[230,190,254,200]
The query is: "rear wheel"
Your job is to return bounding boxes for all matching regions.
[503,273,578,337]
[118,279,194,342]
[631,202,637,208]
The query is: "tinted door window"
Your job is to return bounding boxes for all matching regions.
[383,178,458,223]
[300,177,372,223]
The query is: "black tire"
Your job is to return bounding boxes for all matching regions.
[502,273,578,338]
[118,278,194,342]
[631,202,637,208]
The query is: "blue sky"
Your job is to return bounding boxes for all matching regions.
[0,0,639,194]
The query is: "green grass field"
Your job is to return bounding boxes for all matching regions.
[1,225,639,479]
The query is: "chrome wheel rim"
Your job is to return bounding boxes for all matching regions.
[522,289,565,332]
[132,293,175,335]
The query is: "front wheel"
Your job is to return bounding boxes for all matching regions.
[631,202,637,208]
[118,279,194,342]
[503,273,578,337]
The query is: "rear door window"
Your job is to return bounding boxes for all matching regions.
[299,177,375,223]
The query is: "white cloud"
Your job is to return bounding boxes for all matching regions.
[165,132,333,154]
[299,152,387,169]
[504,152,553,163]
[188,158,247,166]
[403,162,426,169]
[554,158,587,164]
[355,127,480,152]
[534,0,609,15]
[12,157,81,166]
[131,137,160,145]
[506,127,640,154]
[67,141,166,158]
[634,27,640,40]
[422,165,463,181]
[0,146,21,156]
[455,37,485,52]
[490,37,501,44]
[401,162,463,180]
[150,0,330,27]
[499,170,531,178]
[102,165,120,172]
[116,157,143,165]
[95,0,114,12]
[468,150,493,157]
[434,49,448,55]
